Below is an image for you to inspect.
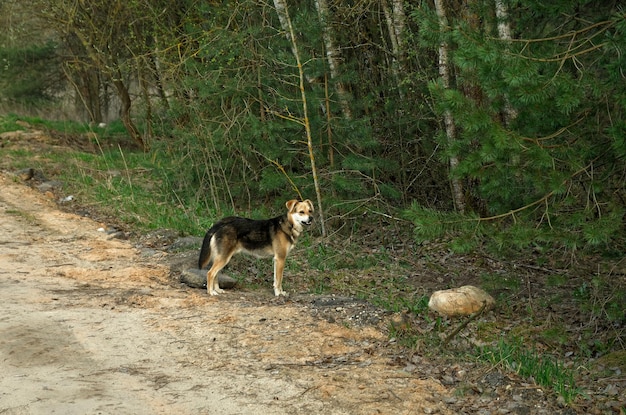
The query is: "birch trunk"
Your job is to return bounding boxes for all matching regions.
[273,0,321,114]
[272,0,292,46]
[381,0,407,99]
[434,0,465,213]
[495,0,518,125]
[391,0,406,51]
[314,0,352,119]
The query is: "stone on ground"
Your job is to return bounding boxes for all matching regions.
[180,268,237,289]
[428,285,495,316]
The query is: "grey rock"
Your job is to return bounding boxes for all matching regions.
[15,168,35,180]
[180,268,237,289]
[168,236,203,252]
[37,181,63,193]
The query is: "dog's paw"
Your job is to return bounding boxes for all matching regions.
[208,288,225,296]
[274,289,288,297]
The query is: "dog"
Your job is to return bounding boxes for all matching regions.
[198,199,314,296]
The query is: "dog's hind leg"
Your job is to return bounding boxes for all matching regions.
[203,231,236,296]
[198,229,215,269]
[206,241,236,295]
[206,258,228,296]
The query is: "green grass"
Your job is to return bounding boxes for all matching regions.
[305,240,394,272]
[477,337,583,404]
[4,208,37,224]
[479,272,521,292]
[0,113,95,135]
[28,142,217,235]
[373,292,430,315]
[0,113,25,132]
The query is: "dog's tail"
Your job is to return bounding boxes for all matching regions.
[198,228,216,269]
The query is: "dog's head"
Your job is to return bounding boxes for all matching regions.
[286,199,314,227]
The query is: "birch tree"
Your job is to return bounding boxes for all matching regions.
[495,0,517,125]
[314,0,352,120]
[434,0,465,213]
[381,0,408,98]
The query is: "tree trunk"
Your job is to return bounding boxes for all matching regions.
[139,72,153,146]
[381,0,408,98]
[69,25,145,148]
[434,0,465,213]
[273,0,296,58]
[272,0,321,108]
[112,68,146,151]
[70,69,102,124]
[391,0,407,53]
[149,37,170,111]
[63,34,103,123]
[495,0,517,125]
[314,0,352,120]
[87,72,102,124]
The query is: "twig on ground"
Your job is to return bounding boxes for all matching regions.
[443,301,487,346]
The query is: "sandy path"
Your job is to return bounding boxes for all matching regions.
[0,174,451,414]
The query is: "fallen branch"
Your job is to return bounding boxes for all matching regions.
[443,301,487,346]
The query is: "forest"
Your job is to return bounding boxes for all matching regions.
[1,0,625,253]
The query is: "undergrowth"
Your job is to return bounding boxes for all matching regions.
[477,338,583,404]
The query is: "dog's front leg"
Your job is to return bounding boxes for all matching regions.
[273,255,287,297]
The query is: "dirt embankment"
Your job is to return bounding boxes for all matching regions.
[0,174,451,414]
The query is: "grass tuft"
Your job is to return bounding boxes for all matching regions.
[477,337,583,404]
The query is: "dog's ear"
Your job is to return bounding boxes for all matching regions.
[285,199,298,211]
[304,199,314,212]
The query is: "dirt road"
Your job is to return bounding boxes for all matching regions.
[0,174,451,415]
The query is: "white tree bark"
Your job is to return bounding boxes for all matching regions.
[272,0,292,43]
[495,0,518,125]
[314,0,352,119]
[381,0,408,99]
[391,0,407,49]
[434,0,465,213]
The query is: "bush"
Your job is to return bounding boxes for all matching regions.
[0,41,62,105]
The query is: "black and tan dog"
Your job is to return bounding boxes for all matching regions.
[198,199,314,296]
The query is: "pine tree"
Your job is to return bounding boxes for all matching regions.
[409,0,626,254]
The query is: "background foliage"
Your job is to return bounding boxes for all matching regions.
[0,0,624,255]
